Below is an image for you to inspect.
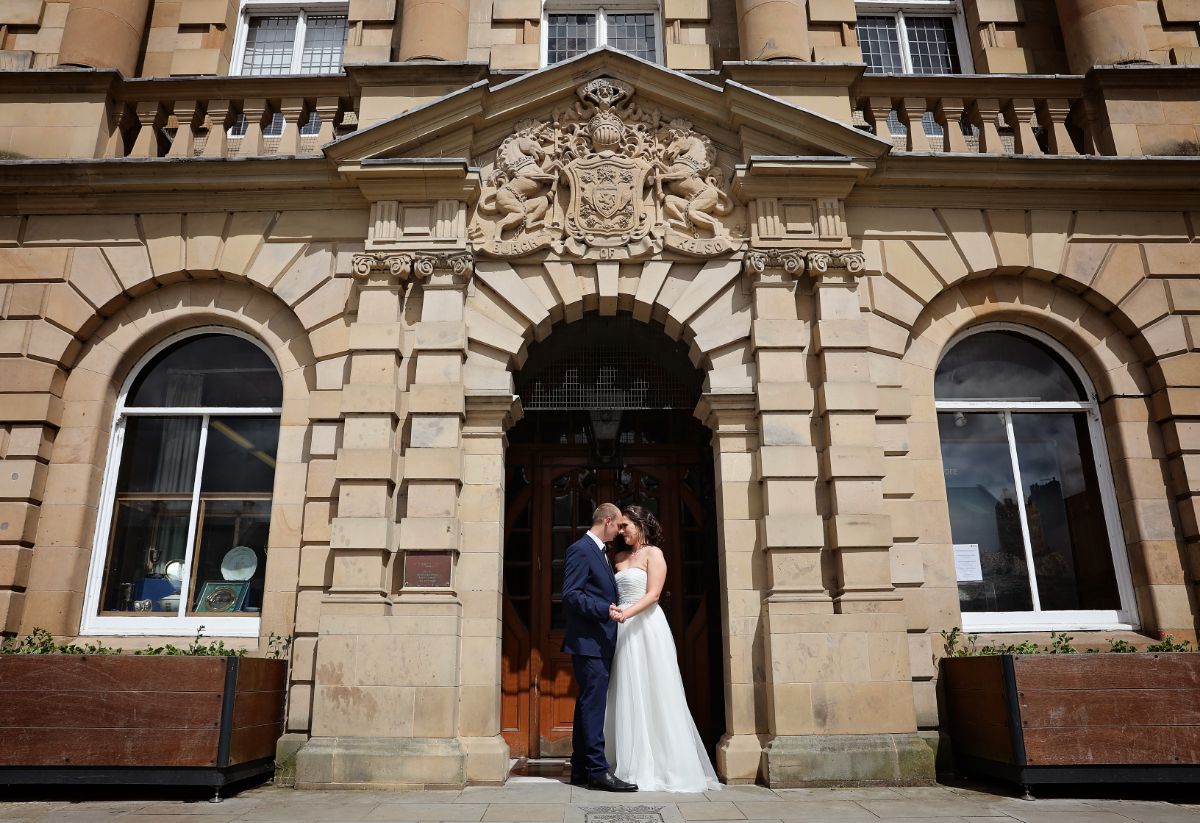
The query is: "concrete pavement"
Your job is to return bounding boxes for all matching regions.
[1,778,1198,822]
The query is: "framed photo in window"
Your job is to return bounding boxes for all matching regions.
[195,581,251,613]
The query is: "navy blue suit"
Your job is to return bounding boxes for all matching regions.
[561,532,618,777]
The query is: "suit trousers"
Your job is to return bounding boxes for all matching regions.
[571,653,612,777]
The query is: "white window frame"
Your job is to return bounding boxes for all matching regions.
[540,4,663,67]
[230,0,349,77]
[935,322,1139,633]
[855,0,974,74]
[80,327,283,638]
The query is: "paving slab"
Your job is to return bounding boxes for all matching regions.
[2,782,1200,823]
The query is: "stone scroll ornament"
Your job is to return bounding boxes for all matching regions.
[469,78,738,260]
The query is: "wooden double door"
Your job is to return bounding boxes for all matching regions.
[500,446,722,759]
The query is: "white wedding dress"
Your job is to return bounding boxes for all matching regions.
[604,567,721,792]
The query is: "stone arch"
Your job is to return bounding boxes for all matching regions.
[900,275,1193,639]
[461,258,754,397]
[23,279,317,641]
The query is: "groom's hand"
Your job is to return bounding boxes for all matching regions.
[608,603,621,622]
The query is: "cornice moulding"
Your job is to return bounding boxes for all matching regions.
[0,67,120,95]
[344,61,491,87]
[721,62,866,88]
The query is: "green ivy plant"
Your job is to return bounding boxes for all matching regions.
[134,626,246,657]
[941,627,1195,657]
[0,628,121,655]
[1,626,256,657]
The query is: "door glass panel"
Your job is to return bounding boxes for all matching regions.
[939,411,1034,612]
[1011,413,1120,611]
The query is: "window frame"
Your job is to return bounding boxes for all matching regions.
[855,0,974,75]
[80,327,283,638]
[934,322,1139,633]
[229,0,349,77]
[540,4,663,67]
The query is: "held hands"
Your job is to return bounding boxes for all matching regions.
[608,603,626,623]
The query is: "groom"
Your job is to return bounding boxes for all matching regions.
[561,502,638,792]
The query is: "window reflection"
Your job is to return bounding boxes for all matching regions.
[936,331,1085,402]
[96,334,280,621]
[938,412,1033,612]
[935,328,1127,623]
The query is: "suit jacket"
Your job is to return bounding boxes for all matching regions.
[560,533,618,659]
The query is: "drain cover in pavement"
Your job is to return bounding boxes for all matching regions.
[583,806,665,823]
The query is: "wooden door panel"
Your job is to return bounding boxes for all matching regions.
[503,446,722,758]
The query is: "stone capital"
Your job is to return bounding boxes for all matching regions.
[744,249,867,286]
[350,251,474,285]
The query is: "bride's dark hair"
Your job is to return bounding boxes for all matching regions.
[622,504,663,548]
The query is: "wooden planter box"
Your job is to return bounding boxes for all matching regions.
[0,655,285,794]
[942,653,1200,790]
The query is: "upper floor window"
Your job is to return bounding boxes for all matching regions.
[856,1,971,74]
[232,2,348,76]
[82,330,283,637]
[543,5,660,65]
[935,325,1137,632]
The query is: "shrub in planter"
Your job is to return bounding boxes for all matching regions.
[940,629,1200,795]
[0,628,289,799]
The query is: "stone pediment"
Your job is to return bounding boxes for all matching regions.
[327,48,889,166]
[329,49,887,266]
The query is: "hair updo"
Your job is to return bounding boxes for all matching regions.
[622,504,663,549]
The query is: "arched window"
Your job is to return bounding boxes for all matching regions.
[935,324,1137,632]
[82,330,282,636]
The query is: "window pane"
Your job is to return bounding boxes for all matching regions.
[606,14,657,62]
[116,416,202,494]
[936,331,1086,402]
[127,335,282,408]
[1011,413,1120,611]
[547,13,596,64]
[201,416,280,494]
[100,415,202,615]
[101,499,193,614]
[188,499,271,615]
[242,15,298,76]
[905,16,961,75]
[300,15,347,74]
[857,16,904,74]
[939,411,1034,612]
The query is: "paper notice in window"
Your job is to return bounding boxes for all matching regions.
[953,543,983,582]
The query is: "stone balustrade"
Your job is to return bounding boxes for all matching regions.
[853,75,1089,156]
[108,77,359,159]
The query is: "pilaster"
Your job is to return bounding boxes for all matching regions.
[696,392,764,783]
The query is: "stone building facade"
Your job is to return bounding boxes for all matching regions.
[1,0,1199,790]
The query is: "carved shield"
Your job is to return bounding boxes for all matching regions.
[566,155,647,239]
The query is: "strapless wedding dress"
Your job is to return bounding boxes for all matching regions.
[604,567,721,792]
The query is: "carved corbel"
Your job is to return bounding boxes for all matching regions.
[743,249,808,277]
[351,251,475,283]
[805,249,866,275]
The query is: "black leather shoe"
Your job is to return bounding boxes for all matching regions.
[587,771,638,792]
[569,771,588,785]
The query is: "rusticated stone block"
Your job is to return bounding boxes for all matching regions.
[763,733,934,787]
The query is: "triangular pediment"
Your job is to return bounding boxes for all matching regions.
[325,48,890,166]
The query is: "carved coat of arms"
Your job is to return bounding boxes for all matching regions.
[470,78,737,260]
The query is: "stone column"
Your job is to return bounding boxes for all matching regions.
[697,393,765,783]
[398,0,469,61]
[1056,0,1151,74]
[735,0,811,61]
[758,250,933,787]
[58,0,151,77]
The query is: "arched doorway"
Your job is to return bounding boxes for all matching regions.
[501,315,725,762]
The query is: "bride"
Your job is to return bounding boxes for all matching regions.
[604,505,721,793]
